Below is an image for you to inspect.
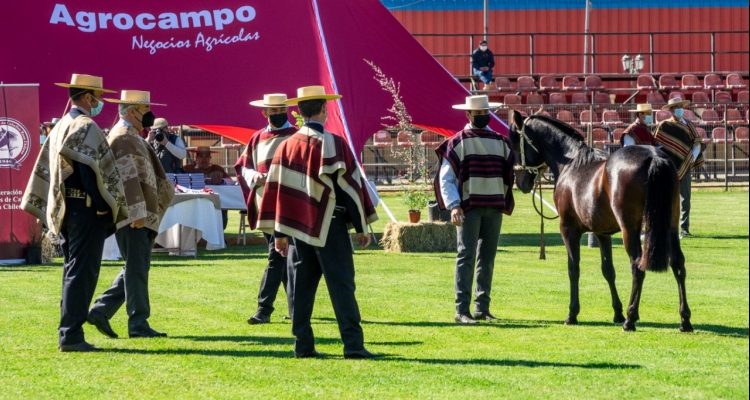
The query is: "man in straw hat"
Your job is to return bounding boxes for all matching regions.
[257,85,379,359]
[87,90,175,339]
[21,73,128,352]
[235,93,298,325]
[184,146,231,228]
[433,95,515,325]
[621,103,655,146]
[653,97,704,239]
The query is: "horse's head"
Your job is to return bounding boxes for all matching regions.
[509,110,546,193]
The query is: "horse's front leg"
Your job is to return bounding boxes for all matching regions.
[622,229,645,331]
[560,226,582,325]
[670,231,693,332]
[596,234,625,323]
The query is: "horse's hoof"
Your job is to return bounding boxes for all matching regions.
[564,317,578,326]
[613,314,626,324]
[622,321,636,332]
[679,322,694,333]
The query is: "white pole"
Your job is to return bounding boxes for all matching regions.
[583,0,591,74]
[484,0,489,42]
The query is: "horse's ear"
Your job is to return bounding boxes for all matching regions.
[512,110,525,128]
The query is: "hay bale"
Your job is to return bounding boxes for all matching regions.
[381,221,457,253]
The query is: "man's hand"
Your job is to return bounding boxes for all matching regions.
[158,136,169,146]
[275,237,289,257]
[357,233,371,249]
[252,173,267,187]
[130,218,146,229]
[451,207,465,227]
[147,131,156,142]
[481,67,489,72]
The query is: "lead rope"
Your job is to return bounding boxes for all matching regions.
[530,167,558,260]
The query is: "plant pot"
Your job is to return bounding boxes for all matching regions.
[408,210,421,223]
[25,246,43,265]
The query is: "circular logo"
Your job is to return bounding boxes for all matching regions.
[0,118,31,170]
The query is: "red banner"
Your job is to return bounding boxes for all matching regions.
[0,84,41,263]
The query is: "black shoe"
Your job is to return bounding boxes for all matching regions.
[87,310,118,339]
[294,350,321,358]
[247,312,271,325]
[129,328,167,338]
[473,311,499,322]
[680,230,692,239]
[59,341,102,352]
[454,314,478,324]
[344,349,380,359]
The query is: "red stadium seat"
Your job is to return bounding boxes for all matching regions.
[419,131,442,148]
[682,109,697,123]
[602,110,623,126]
[594,93,611,104]
[495,77,513,92]
[647,91,666,105]
[711,127,733,143]
[373,130,392,147]
[637,75,658,91]
[735,127,749,142]
[396,131,414,147]
[570,92,588,104]
[549,92,568,105]
[612,128,626,143]
[668,91,686,101]
[655,110,673,123]
[738,90,749,104]
[584,76,605,91]
[695,127,710,144]
[556,110,576,125]
[704,74,725,90]
[726,109,745,126]
[517,76,537,92]
[526,93,545,105]
[592,128,610,145]
[562,76,583,91]
[580,110,600,126]
[681,74,703,90]
[659,74,680,91]
[726,74,748,90]
[700,110,722,126]
[504,94,522,111]
[692,91,712,108]
[715,91,733,104]
[539,76,559,92]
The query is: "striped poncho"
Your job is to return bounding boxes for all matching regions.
[256,126,378,247]
[433,128,515,215]
[653,120,704,180]
[234,126,297,229]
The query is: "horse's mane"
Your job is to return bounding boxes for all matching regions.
[526,115,608,168]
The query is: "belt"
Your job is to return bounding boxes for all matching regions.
[65,188,87,200]
[334,205,347,214]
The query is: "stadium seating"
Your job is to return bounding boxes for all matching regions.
[556,110,576,125]
[539,76,559,91]
[570,92,588,104]
[659,74,680,91]
[612,128,626,144]
[592,128,611,146]
[668,91,686,101]
[584,76,605,91]
[602,110,623,126]
[683,109,697,122]
[549,92,568,105]
[700,110,722,126]
[580,110,600,126]
[526,93,545,105]
[735,127,749,142]
[739,91,749,104]
[726,74,748,90]
[711,127,733,143]
[593,93,611,104]
[419,131,442,147]
[695,127,710,144]
[637,75,658,91]
[692,91,712,108]
[726,109,745,126]
[704,74,725,90]
[562,76,583,91]
[494,77,513,92]
[655,110,673,123]
[504,94,523,110]
[396,131,414,146]
[517,76,537,92]
[373,130,392,147]
[681,74,703,90]
[647,91,666,106]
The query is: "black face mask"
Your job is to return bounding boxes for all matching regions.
[268,113,289,129]
[137,110,156,129]
[472,114,491,129]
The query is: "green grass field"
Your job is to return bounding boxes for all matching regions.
[1,189,747,399]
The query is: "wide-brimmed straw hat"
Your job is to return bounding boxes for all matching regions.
[452,95,502,111]
[283,86,342,105]
[188,146,217,154]
[55,74,116,93]
[628,104,654,114]
[250,93,289,108]
[104,90,166,106]
[662,97,690,110]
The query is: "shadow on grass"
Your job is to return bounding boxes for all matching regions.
[499,233,625,247]
[533,319,749,338]
[396,357,642,369]
[0,268,52,272]
[172,335,423,347]
[333,317,547,330]
[105,348,294,358]
[697,235,748,240]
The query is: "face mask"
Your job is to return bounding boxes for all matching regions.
[480,46,488,51]
[644,115,653,124]
[136,110,156,128]
[472,114,491,129]
[89,96,104,117]
[268,113,288,129]
[674,108,685,118]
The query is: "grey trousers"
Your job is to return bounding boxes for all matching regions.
[256,232,288,316]
[455,207,503,315]
[90,225,156,333]
[680,170,691,233]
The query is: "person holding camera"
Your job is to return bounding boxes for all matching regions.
[147,118,186,173]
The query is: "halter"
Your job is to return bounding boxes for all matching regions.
[513,117,547,174]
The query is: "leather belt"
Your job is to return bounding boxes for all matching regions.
[65,188,87,199]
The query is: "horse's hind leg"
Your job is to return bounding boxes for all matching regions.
[670,231,693,332]
[596,234,625,323]
[561,226,583,325]
[622,228,645,331]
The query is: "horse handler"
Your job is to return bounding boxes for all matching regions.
[434,95,515,324]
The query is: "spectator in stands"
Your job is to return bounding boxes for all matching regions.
[472,40,495,90]
[621,104,655,146]
[147,118,186,173]
[184,146,231,229]
[653,98,704,239]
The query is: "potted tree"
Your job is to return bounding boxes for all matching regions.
[25,219,44,265]
[403,189,429,223]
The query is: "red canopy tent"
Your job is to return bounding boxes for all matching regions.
[1,0,508,159]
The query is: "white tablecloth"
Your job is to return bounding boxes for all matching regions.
[205,185,245,210]
[102,235,122,260]
[155,196,226,255]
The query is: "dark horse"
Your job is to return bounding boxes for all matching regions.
[509,111,692,332]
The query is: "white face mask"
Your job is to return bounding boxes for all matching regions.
[480,45,488,51]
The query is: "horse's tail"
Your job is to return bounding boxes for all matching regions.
[640,156,675,273]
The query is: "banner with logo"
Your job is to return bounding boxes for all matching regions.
[0,84,41,263]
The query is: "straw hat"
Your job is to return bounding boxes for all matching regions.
[55,74,116,93]
[283,86,342,105]
[452,95,502,110]
[250,93,289,107]
[662,97,690,110]
[628,104,654,114]
[152,118,168,129]
[43,117,61,127]
[104,90,166,106]
[188,146,217,154]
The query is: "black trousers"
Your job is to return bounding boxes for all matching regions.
[287,213,365,355]
[58,201,109,346]
[90,225,156,333]
[256,232,288,316]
